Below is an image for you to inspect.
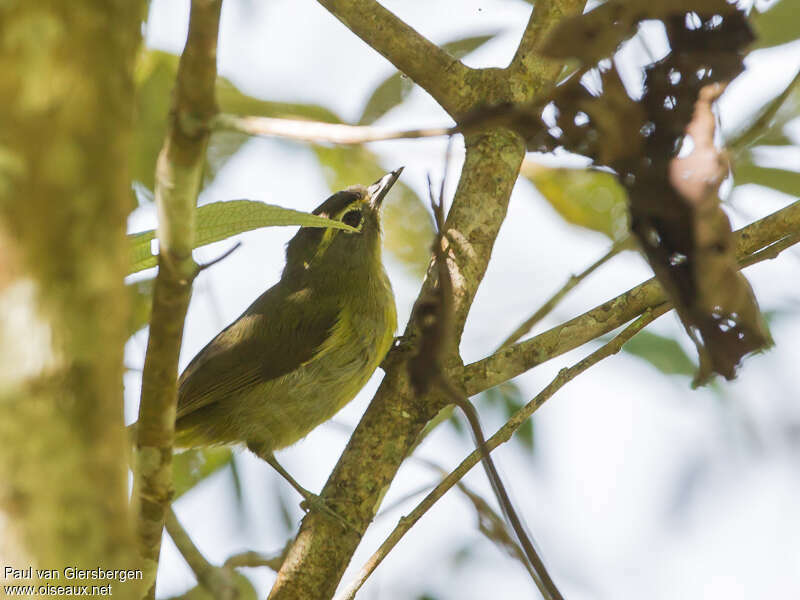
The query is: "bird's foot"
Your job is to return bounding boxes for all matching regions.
[297,489,356,532]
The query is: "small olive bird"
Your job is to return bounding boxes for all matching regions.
[174,169,402,504]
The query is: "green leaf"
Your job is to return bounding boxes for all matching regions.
[127,200,358,274]
[357,32,498,125]
[313,145,434,276]
[622,330,697,377]
[133,50,342,193]
[734,162,800,197]
[751,0,800,50]
[173,447,234,500]
[126,278,153,336]
[165,572,256,600]
[482,382,534,453]
[357,73,414,126]
[442,33,498,60]
[132,51,177,191]
[520,162,629,240]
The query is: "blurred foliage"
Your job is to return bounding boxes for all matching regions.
[163,571,257,600]
[128,199,357,274]
[133,49,434,276]
[727,5,800,199]
[133,50,340,191]
[172,447,235,500]
[622,330,697,378]
[358,32,499,125]
[127,278,154,336]
[751,0,800,49]
[734,163,800,197]
[484,381,534,452]
[314,144,434,276]
[451,381,534,453]
[520,161,629,241]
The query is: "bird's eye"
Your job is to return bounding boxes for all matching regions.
[342,209,363,228]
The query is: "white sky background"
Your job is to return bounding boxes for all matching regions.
[126,1,800,598]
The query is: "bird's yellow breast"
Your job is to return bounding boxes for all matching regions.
[225,269,396,451]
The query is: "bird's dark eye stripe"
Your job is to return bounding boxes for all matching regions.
[342,209,362,228]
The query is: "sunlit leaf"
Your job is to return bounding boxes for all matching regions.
[357,73,414,126]
[482,381,534,453]
[442,33,499,60]
[132,50,176,191]
[127,200,357,274]
[734,162,800,197]
[751,0,800,49]
[520,162,629,241]
[133,50,342,193]
[357,32,498,125]
[173,447,234,500]
[314,145,434,276]
[622,330,697,377]
[126,278,153,337]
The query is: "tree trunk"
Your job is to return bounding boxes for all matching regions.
[0,3,145,596]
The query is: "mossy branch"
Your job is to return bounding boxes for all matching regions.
[268,2,586,598]
[133,0,221,596]
[459,198,800,396]
[314,0,473,116]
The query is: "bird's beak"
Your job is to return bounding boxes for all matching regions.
[368,167,404,208]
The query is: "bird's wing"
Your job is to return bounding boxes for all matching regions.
[176,284,339,419]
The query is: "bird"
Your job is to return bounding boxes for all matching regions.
[173,169,402,507]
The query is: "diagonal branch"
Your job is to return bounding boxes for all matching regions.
[342,199,800,596]
[499,237,629,349]
[314,0,473,116]
[267,3,594,598]
[507,0,587,99]
[459,198,800,397]
[133,0,221,595]
[336,304,670,600]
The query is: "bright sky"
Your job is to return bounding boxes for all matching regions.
[126,1,800,598]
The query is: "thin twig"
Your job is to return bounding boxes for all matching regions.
[195,241,242,274]
[334,305,668,600]
[214,113,454,145]
[459,198,800,397]
[728,68,800,156]
[165,509,237,600]
[224,550,286,572]
[439,377,563,600]
[499,236,630,348]
[421,143,562,599]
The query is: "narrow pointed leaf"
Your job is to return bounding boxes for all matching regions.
[357,32,499,125]
[128,200,357,274]
[521,162,629,240]
[173,447,235,500]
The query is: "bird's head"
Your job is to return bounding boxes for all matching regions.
[284,168,403,280]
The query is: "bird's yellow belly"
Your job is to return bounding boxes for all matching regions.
[231,300,394,450]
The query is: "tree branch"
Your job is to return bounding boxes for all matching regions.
[213,113,454,144]
[165,509,238,600]
[499,236,629,348]
[314,0,473,116]
[0,3,145,595]
[345,201,800,595]
[133,0,221,595]
[507,0,587,101]
[269,3,590,597]
[335,305,669,600]
[459,198,800,396]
